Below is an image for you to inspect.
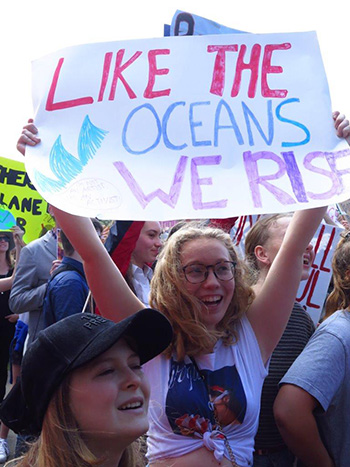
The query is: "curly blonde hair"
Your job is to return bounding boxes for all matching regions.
[149,223,254,360]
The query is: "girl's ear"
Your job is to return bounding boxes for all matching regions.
[345,269,350,283]
[254,245,271,267]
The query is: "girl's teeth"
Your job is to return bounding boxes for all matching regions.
[120,402,142,410]
[203,296,221,303]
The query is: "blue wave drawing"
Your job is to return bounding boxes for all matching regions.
[34,115,108,193]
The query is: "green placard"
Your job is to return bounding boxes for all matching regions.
[0,156,55,243]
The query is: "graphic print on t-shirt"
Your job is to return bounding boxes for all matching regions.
[166,358,247,437]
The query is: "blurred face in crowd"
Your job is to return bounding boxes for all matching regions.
[132,221,162,268]
[263,217,315,281]
[0,235,10,253]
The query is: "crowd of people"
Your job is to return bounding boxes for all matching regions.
[0,112,348,467]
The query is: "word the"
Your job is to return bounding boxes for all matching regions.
[208,42,291,98]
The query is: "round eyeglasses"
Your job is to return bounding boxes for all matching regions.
[182,261,236,284]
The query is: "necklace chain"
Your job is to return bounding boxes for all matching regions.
[211,410,239,467]
[190,357,239,467]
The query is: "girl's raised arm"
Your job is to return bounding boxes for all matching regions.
[247,206,326,363]
[52,207,144,321]
[17,121,144,322]
[248,112,350,363]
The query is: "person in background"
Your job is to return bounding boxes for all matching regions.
[128,221,162,306]
[7,212,58,459]
[274,230,350,467]
[244,214,315,467]
[105,220,162,306]
[42,230,89,327]
[9,225,57,347]
[0,226,24,464]
[43,219,102,327]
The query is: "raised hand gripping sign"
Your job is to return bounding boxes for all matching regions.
[26,32,350,220]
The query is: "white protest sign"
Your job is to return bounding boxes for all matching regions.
[26,32,350,220]
[327,204,345,227]
[295,222,342,324]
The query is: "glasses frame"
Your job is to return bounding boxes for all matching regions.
[182,261,236,284]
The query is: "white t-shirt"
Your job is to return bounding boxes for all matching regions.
[144,315,268,467]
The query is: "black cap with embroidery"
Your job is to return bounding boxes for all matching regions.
[0,309,172,435]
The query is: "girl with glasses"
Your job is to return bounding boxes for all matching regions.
[51,208,325,467]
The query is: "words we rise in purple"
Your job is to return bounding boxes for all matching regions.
[44,41,350,212]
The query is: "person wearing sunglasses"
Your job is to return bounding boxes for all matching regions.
[0,226,24,463]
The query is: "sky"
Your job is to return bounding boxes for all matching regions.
[2,0,349,161]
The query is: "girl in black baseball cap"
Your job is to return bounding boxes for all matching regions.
[0,309,172,466]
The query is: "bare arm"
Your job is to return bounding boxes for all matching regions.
[16,121,143,322]
[51,207,144,321]
[247,112,350,362]
[247,206,326,363]
[0,276,14,292]
[274,385,335,467]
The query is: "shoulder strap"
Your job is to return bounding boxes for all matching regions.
[50,263,85,281]
[43,263,90,318]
